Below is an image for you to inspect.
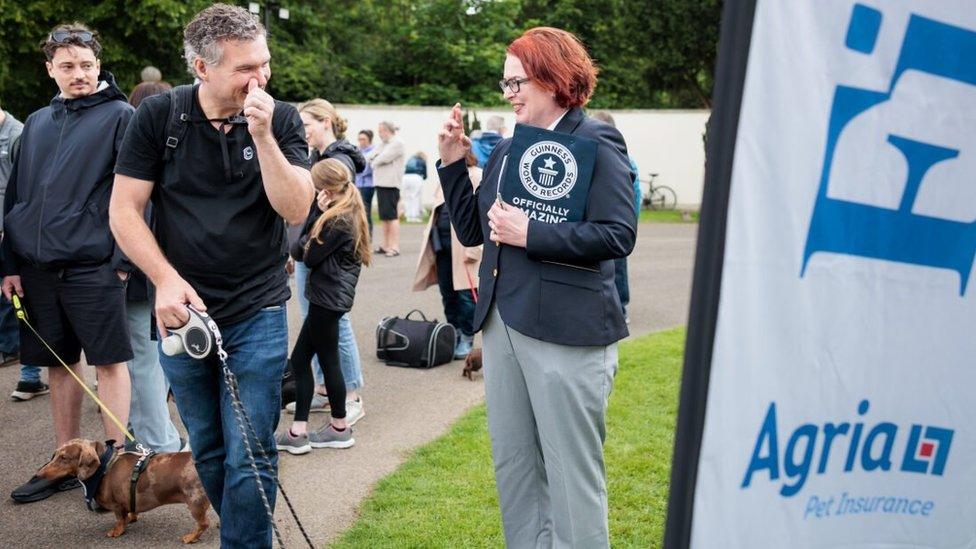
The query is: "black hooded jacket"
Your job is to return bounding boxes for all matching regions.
[286,139,367,312]
[1,71,133,274]
[309,138,366,176]
[290,217,362,313]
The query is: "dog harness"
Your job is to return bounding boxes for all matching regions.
[81,440,118,512]
[129,449,157,516]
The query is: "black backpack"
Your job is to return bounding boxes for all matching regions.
[376,310,456,369]
[162,85,195,163]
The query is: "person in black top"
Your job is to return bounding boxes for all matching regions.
[109,5,312,548]
[436,28,636,548]
[4,23,134,504]
[275,158,370,454]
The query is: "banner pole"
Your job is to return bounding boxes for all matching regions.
[663,0,758,547]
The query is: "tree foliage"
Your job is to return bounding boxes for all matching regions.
[0,0,721,119]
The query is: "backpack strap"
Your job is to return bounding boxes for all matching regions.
[162,84,195,163]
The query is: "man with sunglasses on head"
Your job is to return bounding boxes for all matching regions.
[110,4,312,547]
[2,23,134,503]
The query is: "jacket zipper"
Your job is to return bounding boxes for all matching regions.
[541,259,600,273]
[37,107,70,262]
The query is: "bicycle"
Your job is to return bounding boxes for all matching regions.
[641,172,678,210]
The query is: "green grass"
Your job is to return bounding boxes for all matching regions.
[330,328,685,549]
[639,209,699,223]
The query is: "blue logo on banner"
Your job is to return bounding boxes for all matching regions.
[741,400,953,498]
[802,4,976,295]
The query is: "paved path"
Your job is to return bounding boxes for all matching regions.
[0,221,696,547]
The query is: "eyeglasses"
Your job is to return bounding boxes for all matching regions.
[50,30,94,44]
[498,77,531,94]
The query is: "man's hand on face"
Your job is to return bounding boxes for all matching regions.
[243,78,275,139]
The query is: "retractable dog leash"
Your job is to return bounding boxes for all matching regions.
[162,305,314,549]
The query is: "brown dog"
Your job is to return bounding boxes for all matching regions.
[463,347,483,380]
[37,439,210,543]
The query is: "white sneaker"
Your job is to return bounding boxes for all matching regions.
[345,397,365,426]
[285,393,330,414]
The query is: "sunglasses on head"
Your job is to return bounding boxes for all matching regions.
[50,30,94,44]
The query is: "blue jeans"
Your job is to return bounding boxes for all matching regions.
[126,301,181,452]
[159,306,287,549]
[20,364,41,383]
[294,261,364,390]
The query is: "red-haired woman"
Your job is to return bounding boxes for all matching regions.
[436,27,636,548]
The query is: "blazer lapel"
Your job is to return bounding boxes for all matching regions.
[554,107,585,134]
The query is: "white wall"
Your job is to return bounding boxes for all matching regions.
[336,104,710,209]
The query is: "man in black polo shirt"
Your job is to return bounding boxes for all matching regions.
[109,5,312,548]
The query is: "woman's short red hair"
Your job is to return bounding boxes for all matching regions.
[507,27,598,109]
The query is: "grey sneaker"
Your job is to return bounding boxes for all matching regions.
[345,397,365,426]
[285,393,330,414]
[11,380,50,401]
[309,424,355,449]
[275,429,312,455]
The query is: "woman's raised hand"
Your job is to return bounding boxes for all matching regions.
[437,103,471,166]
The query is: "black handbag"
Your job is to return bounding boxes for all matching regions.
[376,310,456,368]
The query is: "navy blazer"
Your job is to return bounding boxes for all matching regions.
[438,107,636,346]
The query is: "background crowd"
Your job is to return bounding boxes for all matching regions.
[0,7,643,548]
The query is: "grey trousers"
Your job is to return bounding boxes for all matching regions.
[482,305,617,548]
[126,301,182,452]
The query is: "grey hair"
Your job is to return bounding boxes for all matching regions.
[379,121,399,133]
[183,3,266,75]
[140,66,161,83]
[485,115,505,132]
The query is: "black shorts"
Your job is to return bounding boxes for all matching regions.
[376,187,400,221]
[18,263,133,367]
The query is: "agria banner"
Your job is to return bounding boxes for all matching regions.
[666,2,976,547]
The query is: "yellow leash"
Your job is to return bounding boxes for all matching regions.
[11,294,135,443]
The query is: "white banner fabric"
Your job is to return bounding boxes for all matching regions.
[692,1,976,547]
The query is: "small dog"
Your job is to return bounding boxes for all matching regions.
[462,347,483,380]
[37,439,210,543]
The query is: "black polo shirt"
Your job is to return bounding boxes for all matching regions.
[114,86,311,325]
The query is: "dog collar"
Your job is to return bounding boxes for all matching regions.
[80,440,117,512]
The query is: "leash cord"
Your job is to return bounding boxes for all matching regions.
[208,321,315,549]
[12,295,136,444]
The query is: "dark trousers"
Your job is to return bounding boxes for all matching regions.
[290,304,346,421]
[435,235,475,337]
[613,257,629,314]
[358,186,375,237]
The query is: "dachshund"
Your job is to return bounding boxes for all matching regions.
[37,439,210,543]
[462,347,483,380]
